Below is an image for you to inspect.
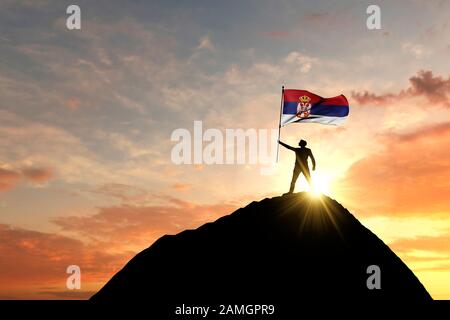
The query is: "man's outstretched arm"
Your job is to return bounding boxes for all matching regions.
[278,140,295,151]
[309,150,316,170]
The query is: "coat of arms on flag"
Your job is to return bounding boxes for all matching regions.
[296,95,312,118]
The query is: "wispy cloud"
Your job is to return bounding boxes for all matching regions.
[0,166,53,192]
[0,223,129,299]
[352,70,450,107]
[0,168,21,192]
[52,198,237,251]
[336,121,450,216]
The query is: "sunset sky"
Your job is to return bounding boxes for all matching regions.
[1,0,450,299]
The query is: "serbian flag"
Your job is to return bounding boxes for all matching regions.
[281,89,349,126]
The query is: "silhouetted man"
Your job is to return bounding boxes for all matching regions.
[279,139,316,193]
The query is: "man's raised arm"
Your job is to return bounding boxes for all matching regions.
[278,140,295,151]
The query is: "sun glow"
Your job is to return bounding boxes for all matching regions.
[312,171,332,195]
[296,171,332,196]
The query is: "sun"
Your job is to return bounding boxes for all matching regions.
[280,169,334,197]
[312,171,332,195]
[296,171,332,197]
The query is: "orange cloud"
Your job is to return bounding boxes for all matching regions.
[65,97,81,110]
[0,224,129,299]
[172,183,192,191]
[0,167,53,192]
[390,233,450,254]
[0,196,238,299]
[409,70,450,105]
[0,168,21,191]
[90,183,150,203]
[351,91,398,105]
[352,70,450,107]
[336,122,450,216]
[52,198,237,251]
[21,167,53,184]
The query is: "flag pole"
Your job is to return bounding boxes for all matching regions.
[276,85,284,163]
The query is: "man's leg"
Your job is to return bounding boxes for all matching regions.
[302,167,313,191]
[289,169,300,193]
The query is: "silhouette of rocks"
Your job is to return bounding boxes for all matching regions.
[91,192,431,310]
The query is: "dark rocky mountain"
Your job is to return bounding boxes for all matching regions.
[91,192,431,314]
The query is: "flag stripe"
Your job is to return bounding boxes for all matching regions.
[281,114,347,126]
[283,102,349,117]
[284,90,322,103]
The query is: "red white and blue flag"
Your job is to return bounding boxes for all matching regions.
[281,89,349,126]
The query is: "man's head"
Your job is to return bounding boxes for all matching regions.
[298,139,307,147]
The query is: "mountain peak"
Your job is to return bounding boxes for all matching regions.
[91,192,431,307]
